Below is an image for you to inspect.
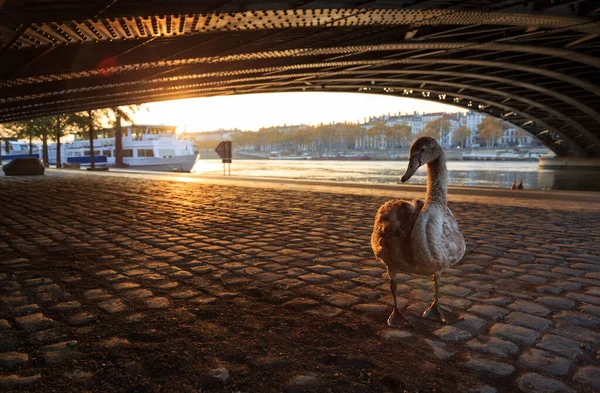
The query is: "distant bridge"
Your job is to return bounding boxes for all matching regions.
[0,1,599,157]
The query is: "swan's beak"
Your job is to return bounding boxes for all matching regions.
[401,154,421,183]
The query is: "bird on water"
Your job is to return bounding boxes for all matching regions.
[517,180,524,190]
[511,181,517,190]
[371,137,466,325]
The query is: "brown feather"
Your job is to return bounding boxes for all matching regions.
[371,198,424,277]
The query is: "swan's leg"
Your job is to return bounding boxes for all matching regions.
[422,272,447,324]
[388,279,414,328]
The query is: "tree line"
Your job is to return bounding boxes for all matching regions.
[1,106,138,169]
[223,117,506,152]
[2,107,515,166]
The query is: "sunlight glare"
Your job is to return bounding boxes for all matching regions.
[134,92,467,132]
[190,159,223,174]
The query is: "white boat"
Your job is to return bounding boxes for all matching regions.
[49,124,199,172]
[1,139,40,164]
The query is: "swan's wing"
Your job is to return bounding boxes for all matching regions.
[440,207,466,267]
[371,199,423,274]
[411,204,465,272]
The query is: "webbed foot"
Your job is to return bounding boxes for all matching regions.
[388,308,415,328]
[422,301,447,324]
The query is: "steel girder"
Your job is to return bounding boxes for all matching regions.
[0,0,599,156]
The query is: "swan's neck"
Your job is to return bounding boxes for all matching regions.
[425,152,448,206]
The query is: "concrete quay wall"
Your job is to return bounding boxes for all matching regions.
[539,156,600,169]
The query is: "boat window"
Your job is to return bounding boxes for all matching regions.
[73,152,81,157]
[122,149,133,157]
[67,152,73,157]
[132,129,144,140]
[103,129,115,138]
[84,150,100,156]
[138,149,154,157]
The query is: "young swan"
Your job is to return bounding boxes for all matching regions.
[371,137,466,325]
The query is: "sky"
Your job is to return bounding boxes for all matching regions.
[133,92,467,133]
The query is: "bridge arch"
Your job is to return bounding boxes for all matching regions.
[0,1,598,156]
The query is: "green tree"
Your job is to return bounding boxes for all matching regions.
[71,109,109,170]
[3,118,47,157]
[48,113,79,168]
[37,117,52,166]
[108,106,140,168]
[5,114,83,167]
[478,117,504,147]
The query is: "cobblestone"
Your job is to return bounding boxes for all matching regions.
[553,310,600,327]
[518,349,571,375]
[124,289,153,299]
[468,304,509,320]
[536,334,584,359]
[14,304,40,315]
[580,304,600,316]
[463,356,515,377]
[2,171,600,392]
[14,313,54,331]
[535,296,574,310]
[517,373,574,393]
[490,323,540,345]
[381,330,413,341]
[322,293,360,307]
[113,282,140,290]
[466,336,519,358]
[566,292,600,305]
[50,301,81,312]
[505,312,551,331]
[145,297,171,309]
[433,325,472,341]
[0,374,41,388]
[66,312,96,326]
[40,341,77,365]
[28,328,68,344]
[508,300,551,316]
[551,322,600,344]
[98,298,128,313]
[424,339,453,360]
[0,352,28,368]
[573,366,600,390]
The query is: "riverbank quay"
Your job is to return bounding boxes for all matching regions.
[0,170,599,392]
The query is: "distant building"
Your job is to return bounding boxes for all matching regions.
[193,111,537,153]
[466,111,486,146]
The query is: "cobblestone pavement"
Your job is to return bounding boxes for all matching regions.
[1,172,599,392]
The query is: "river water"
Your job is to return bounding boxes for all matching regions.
[191,159,599,192]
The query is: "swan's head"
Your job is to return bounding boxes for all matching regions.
[401,137,442,182]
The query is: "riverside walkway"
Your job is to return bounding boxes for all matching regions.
[1,170,599,393]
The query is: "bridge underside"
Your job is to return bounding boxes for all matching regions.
[1,1,599,157]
